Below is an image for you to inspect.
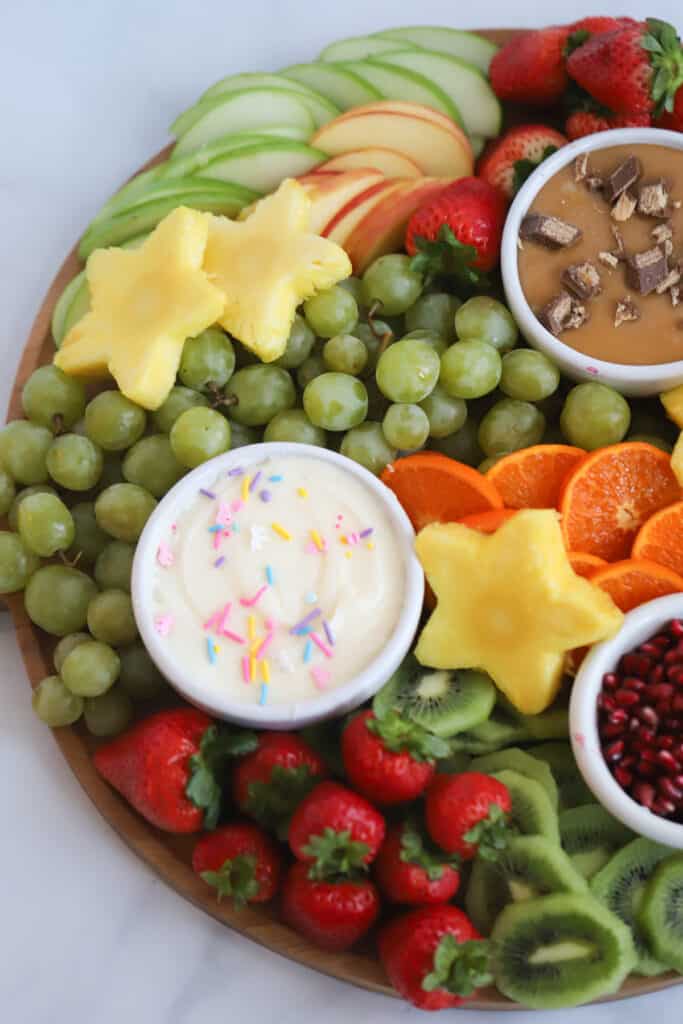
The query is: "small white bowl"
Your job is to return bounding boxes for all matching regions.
[501,127,683,397]
[570,594,683,849]
[131,442,424,730]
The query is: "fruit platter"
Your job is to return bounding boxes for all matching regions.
[7,17,683,1013]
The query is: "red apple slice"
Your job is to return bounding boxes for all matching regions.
[324,179,409,246]
[299,168,385,234]
[318,148,422,178]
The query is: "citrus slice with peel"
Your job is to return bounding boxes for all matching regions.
[632,499,683,577]
[458,508,517,533]
[486,444,585,509]
[590,558,683,612]
[568,551,607,579]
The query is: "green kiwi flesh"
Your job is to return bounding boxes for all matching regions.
[492,769,560,844]
[448,708,531,754]
[639,853,683,974]
[559,804,634,880]
[470,747,558,811]
[528,742,593,809]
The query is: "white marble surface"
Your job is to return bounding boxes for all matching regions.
[3,2,683,1021]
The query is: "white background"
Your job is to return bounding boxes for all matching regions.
[2,2,683,1021]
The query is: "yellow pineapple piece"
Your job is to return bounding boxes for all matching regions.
[661,384,683,428]
[415,509,623,715]
[672,432,683,485]
[203,178,351,362]
[55,208,224,410]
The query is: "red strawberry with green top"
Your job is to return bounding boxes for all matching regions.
[657,83,683,130]
[281,861,380,951]
[477,125,568,199]
[93,708,256,833]
[289,780,385,877]
[565,109,651,140]
[567,18,683,118]
[379,905,491,1010]
[489,26,571,106]
[373,820,461,905]
[425,771,511,861]
[192,821,282,906]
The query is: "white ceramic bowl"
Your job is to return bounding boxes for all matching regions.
[570,594,683,849]
[501,127,683,397]
[132,442,424,730]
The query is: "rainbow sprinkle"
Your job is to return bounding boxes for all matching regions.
[240,585,268,607]
[303,639,313,664]
[259,682,269,705]
[241,475,251,502]
[360,528,374,538]
[250,654,257,680]
[323,620,335,646]
[248,615,256,641]
[311,633,333,659]
[272,522,291,541]
[290,608,321,634]
[266,565,275,585]
[367,541,375,551]
[156,542,174,568]
[206,636,218,665]
[214,556,226,568]
[242,656,251,683]
[228,466,244,477]
[261,660,271,683]
[208,524,223,533]
[260,490,272,502]
[222,630,245,645]
[312,666,331,690]
[297,487,308,498]
[269,474,283,482]
[200,488,216,499]
[310,529,324,552]
[249,471,262,492]
[154,614,174,636]
[255,632,275,658]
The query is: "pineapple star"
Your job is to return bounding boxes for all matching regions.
[203,178,351,362]
[55,207,225,410]
[415,510,623,714]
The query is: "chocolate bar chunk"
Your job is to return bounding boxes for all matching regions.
[672,286,681,308]
[520,213,582,249]
[562,260,602,300]
[539,291,574,335]
[626,247,669,295]
[598,251,620,269]
[585,176,604,192]
[565,301,589,330]
[611,225,626,257]
[637,179,670,218]
[615,298,641,328]
[574,154,589,183]
[604,155,641,202]
[656,267,682,295]
[611,190,637,222]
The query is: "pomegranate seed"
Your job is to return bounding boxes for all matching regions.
[658,777,683,802]
[648,683,675,702]
[638,728,656,744]
[649,664,665,685]
[665,717,683,732]
[622,676,646,692]
[621,754,637,768]
[620,653,652,676]
[664,649,683,665]
[637,760,657,778]
[628,716,641,732]
[674,744,683,763]
[609,709,628,725]
[641,748,659,763]
[656,750,679,773]
[653,797,676,817]
[637,706,659,729]
[670,619,683,637]
[673,695,683,713]
[614,766,633,788]
[603,722,627,739]
[640,641,663,656]
[633,782,656,808]
[615,689,640,707]
[665,666,683,685]
[657,735,675,749]
[673,773,683,790]
[602,672,619,690]
[603,740,625,762]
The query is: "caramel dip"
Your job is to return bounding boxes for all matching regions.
[518,143,683,366]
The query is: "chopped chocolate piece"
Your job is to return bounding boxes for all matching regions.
[565,301,589,330]
[585,176,604,192]
[614,298,641,328]
[539,291,574,335]
[520,213,582,249]
[562,260,603,300]
[672,286,681,308]
[638,178,671,217]
[626,247,669,295]
[656,267,682,294]
[651,221,673,244]
[611,190,637,222]
[604,155,642,202]
[611,225,626,257]
[662,239,675,258]
[574,154,589,183]
[598,251,620,269]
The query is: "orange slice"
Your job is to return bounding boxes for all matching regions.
[486,444,585,509]
[632,499,683,577]
[590,558,683,612]
[457,508,517,533]
[568,551,607,579]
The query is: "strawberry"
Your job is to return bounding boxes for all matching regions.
[405,178,507,286]
[192,821,282,906]
[281,861,380,951]
[489,27,571,106]
[657,83,683,129]
[373,820,460,905]
[567,18,683,118]
[379,905,490,1010]
[232,731,328,837]
[477,124,568,199]
[289,780,385,877]
[93,708,256,833]
[565,109,651,140]
[425,772,511,861]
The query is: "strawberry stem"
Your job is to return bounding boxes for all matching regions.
[422,935,492,996]
[201,853,260,906]
[462,802,510,862]
[302,826,369,881]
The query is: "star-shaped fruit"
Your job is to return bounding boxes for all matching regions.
[415,509,623,714]
[55,207,224,410]
[203,178,351,362]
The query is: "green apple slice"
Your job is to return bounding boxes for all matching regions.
[279,62,381,109]
[319,35,409,62]
[171,89,315,156]
[376,49,502,140]
[340,60,462,125]
[167,141,325,192]
[89,166,168,227]
[470,136,486,158]
[200,71,322,104]
[52,271,87,347]
[173,82,336,138]
[375,27,498,73]
[168,134,319,175]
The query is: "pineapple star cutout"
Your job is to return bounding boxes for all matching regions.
[55,207,225,410]
[415,510,623,714]
[203,178,351,362]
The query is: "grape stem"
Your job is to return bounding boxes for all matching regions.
[206,383,238,411]
[367,302,394,356]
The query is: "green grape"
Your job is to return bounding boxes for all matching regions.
[0,420,52,485]
[431,419,483,467]
[71,418,87,436]
[401,329,447,357]
[0,469,16,517]
[179,327,235,391]
[419,385,467,439]
[18,493,74,557]
[274,314,316,369]
[94,540,135,592]
[0,531,40,593]
[230,422,261,449]
[440,340,502,400]
[32,675,83,727]
[382,404,430,450]
[296,352,326,390]
[227,365,296,426]
[87,588,138,646]
[61,640,120,697]
[405,292,460,340]
[95,483,157,542]
[338,275,364,306]
[67,502,109,564]
[323,334,368,375]
[46,433,103,490]
[170,408,231,468]
[263,409,326,446]
[376,339,440,403]
[479,399,546,457]
[99,452,125,489]
[119,644,167,700]
[85,391,147,451]
[53,632,90,673]
[341,422,396,475]
[352,320,394,375]
[25,565,98,635]
[152,386,209,434]
[361,255,423,316]
[8,485,57,532]
[84,686,134,737]
[479,455,506,473]
[560,383,631,450]
[303,373,368,431]
[123,435,184,497]
[500,350,560,402]
[21,365,86,432]
[455,297,518,353]
[627,433,672,452]
[303,285,358,338]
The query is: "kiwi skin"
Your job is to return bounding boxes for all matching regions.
[492,769,560,844]
[559,804,634,880]
[470,747,558,810]
[639,853,683,973]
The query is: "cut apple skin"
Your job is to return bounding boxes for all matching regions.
[298,169,385,235]
[324,179,409,245]
[318,148,422,178]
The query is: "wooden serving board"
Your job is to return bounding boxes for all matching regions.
[5,28,682,1009]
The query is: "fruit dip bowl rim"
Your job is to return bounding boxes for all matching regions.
[131,441,424,730]
[501,127,683,398]
[570,593,683,850]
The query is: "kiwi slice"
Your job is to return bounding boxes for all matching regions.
[465,834,588,935]
[528,742,593,810]
[470,748,558,811]
[449,707,531,754]
[591,837,671,976]
[492,769,560,844]
[639,853,683,973]
[497,690,570,741]
[560,804,635,880]
[491,893,637,1009]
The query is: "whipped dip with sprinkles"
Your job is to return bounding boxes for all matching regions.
[150,454,405,705]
